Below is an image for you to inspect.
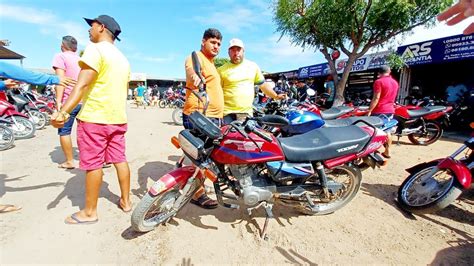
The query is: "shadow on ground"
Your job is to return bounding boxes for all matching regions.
[48,146,79,164]
[0,173,64,198]
[275,246,317,265]
[47,168,123,210]
[131,161,176,198]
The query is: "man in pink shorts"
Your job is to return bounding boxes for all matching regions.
[51,15,131,224]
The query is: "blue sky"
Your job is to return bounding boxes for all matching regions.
[0,1,467,79]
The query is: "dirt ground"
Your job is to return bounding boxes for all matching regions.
[1,106,473,265]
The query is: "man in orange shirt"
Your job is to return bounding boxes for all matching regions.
[182,28,223,208]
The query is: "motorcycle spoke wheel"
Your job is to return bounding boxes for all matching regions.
[299,164,362,215]
[397,165,462,214]
[408,122,442,145]
[0,126,14,151]
[131,179,199,232]
[172,108,183,125]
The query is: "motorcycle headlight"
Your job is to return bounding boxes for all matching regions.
[178,130,204,160]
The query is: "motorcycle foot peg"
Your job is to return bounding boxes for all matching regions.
[370,153,385,166]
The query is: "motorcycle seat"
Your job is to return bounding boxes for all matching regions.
[278,126,370,162]
[406,105,446,118]
[324,116,384,128]
[320,106,354,120]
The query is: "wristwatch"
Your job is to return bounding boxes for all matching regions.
[59,110,70,121]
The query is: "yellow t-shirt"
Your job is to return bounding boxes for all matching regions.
[183,51,224,118]
[77,42,130,124]
[218,59,264,116]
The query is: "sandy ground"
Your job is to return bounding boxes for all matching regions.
[0,105,473,265]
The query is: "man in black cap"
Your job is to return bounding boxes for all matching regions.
[295,79,311,102]
[51,15,132,225]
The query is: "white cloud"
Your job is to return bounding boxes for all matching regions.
[193,1,273,34]
[397,20,471,46]
[0,4,89,46]
[194,8,267,33]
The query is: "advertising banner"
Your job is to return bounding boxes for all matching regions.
[298,51,390,79]
[397,33,474,66]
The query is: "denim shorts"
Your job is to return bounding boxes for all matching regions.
[372,113,397,133]
[182,113,222,130]
[58,105,82,136]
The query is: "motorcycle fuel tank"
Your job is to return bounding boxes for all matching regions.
[211,125,285,164]
[284,110,325,135]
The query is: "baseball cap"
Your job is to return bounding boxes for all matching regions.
[228,38,244,49]
[84,15,122,41]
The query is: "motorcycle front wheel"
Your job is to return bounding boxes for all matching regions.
[408,121,443,145]
[172,108,183,126]
[397,164,463,214]
[0,125,15,151]
[298,164,362,215]
[131,178,199,232]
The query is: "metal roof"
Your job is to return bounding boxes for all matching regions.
[0,46,25,60]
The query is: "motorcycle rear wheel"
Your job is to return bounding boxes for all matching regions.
[131,179,199,232]
[8,116,36,140]
[0,125,15,151]
[172,108,183,125]
[298,164,362,215]
[408,121,443,145]
[397,164,463,214]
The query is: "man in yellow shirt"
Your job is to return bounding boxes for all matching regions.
[218,38,285,124]
[51,15,132,224]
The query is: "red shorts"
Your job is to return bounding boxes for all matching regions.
[77,120,128,170]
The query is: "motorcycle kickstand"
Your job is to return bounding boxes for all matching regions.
[247,202,274,240]
[260,203,274,241]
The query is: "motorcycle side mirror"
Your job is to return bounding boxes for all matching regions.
[306,88,316,96]
[191,51,206,91]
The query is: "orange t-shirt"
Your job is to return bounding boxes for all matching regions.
[183,51,224,118]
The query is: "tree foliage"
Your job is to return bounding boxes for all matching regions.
[274,0,453,105]
[214,57,230,68]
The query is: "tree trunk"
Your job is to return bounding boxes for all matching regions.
[332,55,357,107]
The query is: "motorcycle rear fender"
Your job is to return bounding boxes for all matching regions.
[148,166,201,196]
[406,158,472,189]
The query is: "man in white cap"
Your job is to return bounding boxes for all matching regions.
[218,38,285,124]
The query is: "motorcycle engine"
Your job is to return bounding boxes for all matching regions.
[228,165,276,206]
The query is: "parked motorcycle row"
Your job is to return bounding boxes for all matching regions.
[0,85,56,151]
[130,57,472,239]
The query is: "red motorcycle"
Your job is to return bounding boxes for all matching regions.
[131,110,388,238]
[394,103,452,145]
[0,93,36,139]
[397,124,473,214]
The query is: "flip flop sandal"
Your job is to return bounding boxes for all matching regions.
[117,200,132,213]
[190,194,218,209]
[58,163,75,169]
[0,204,22,213]
[382,153,392,159]
[65,213,98,225]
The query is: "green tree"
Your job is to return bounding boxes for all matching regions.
[214,57,230,68]
[274,0,453,106]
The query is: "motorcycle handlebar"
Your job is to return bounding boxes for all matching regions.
[245,120,273,142]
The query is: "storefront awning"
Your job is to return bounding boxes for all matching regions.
[397,33,474,66]
[297,51,390,79]
[0,46,25,60]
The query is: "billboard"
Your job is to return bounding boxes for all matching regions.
[298,51,390,79]
[397,33,474,66]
